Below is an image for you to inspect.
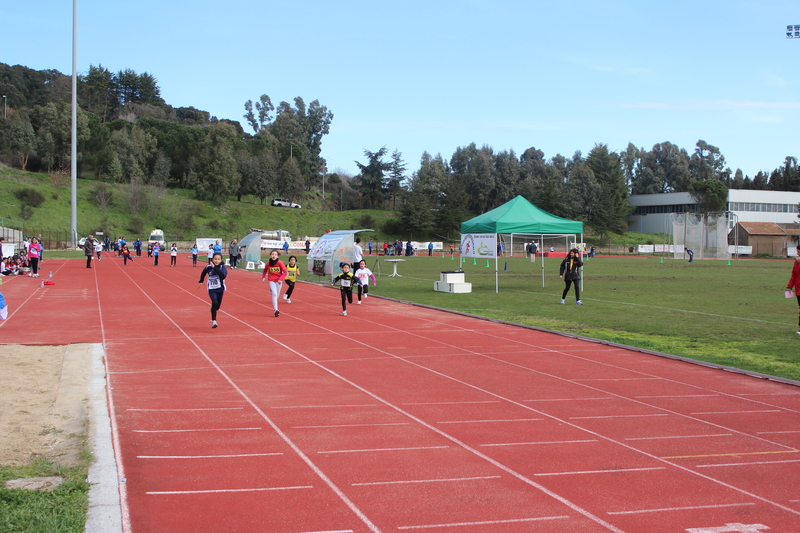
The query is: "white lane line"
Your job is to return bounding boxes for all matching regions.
[352,475,501,486]
[534,467,666,477]
[569,414,668,420]
[607,502,755,515]
[292,423,410,429]
[138,453,283,459]
[691,410,782,415]
[437,418,543,424]
[480,439,597,447]
[127,407,244,411]
[318,446,449,455]
[757,430,800,434]
[397,515,569,529]
[634,395,719,399]
[146,485,312,495]
[697,459,800,468]
[524,397,613,402]
[297,530,354,533]
[401,400,501,405]
[271,404,380,409]
[625,434,732,441]
[132,427,261,433]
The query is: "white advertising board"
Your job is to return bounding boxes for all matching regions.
[460,233,497,259]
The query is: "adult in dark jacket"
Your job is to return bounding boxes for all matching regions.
[559,248,583,305]
[83,236,95,269]
[228,239,240,269]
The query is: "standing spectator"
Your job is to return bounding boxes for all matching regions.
[153,243,160,266]
[787,245,800,336]
[282,240,289,256]
[405,241,413,256]
[368,239,373,255]
[428,242,434,256]
[353,237,363,267]
[213,240,222,255]
[590,245,596,258]
[305,239,311,254]
[559,248,583,305]
[685,246,694,263]
[228,239,240,269]
[191,244,199,267]
[261,250,287,317]
[84,236,95,269]
[383,241,389,256]
[37,234,44,263]
[170,243,178,267]
[449,244,454,256]
[28,237,42,277]
[147,243,153,258]
[207,244,215,264]
[133,237,143,257]
[531,241,538,262]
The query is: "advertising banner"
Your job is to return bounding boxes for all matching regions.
[460,233,497,259]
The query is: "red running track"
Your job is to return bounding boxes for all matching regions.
[2,257,800,532]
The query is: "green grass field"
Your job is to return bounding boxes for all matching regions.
[335,253,800,382]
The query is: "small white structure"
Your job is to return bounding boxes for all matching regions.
[434,271,472,293]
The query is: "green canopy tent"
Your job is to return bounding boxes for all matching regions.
[460,196,584,292]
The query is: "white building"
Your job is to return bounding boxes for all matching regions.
[627,190,800,234]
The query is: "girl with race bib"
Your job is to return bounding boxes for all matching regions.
[331,263,355,316]
[261,250,287,317]
[198,252,228,328]
[283,255,299,303]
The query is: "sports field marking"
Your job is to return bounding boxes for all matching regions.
[756,430,800,434]
[572,377,662,382]
[351,475,501,486]
[270,404,380,409]
[507,288,796,327]
[292,423,410,429]
[662,450,799,459]
[137,453,283,459]
[479,439,598,447]
[111,366,219,375]
[691,410,782,415]
[697,459,800,468]
[316,446,450,454]
[606,502,755,515]
[569,414,669,420]
[401,400,501,405]
[625,434,732,441]
[111,265,384,533]
[396,515,570,530]
[146,485,313,495]
[635,394,720,399]
[534,467,666,477]
[524,397,614,402]
[132,427,261,433]
[127,407,244,411]
[437,418,543,424]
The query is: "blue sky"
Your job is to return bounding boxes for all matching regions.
[2,1,799,180]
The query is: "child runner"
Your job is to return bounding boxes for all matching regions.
[191,244,199,267]
[353,259,376,305]
[95,238,103,261]
[27,238,42,278]
[261,250,287,317]
[207,244,214,264]
[331,263,355,316]
[559,248,583,305]
[198,252,227,328]
[153,243,160,266]
[283,255,299,303]
[121,243,132,265]
[170,243,178,267]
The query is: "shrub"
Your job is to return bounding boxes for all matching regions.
[209,219,221,229]
[356,214,376,228]
[129,217,145,235]
[90,183,114,209]
[15,186,45,207]
[382,218,403,236]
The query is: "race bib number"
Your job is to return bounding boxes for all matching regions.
[340,279,351,288]
[207,276,222,290]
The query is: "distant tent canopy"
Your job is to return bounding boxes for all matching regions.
[460,195,583,235]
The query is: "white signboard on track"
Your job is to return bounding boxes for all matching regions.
[460,233,497,259]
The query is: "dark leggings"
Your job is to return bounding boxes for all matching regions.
[30,257,39,275]
[358,284,369,301]
[340,288,352,310]
[209,290,224,320]
[86,256,92,268]
[562,280,580,301]
[285,280,295,298]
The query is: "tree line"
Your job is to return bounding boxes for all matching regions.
[2,62,799,240]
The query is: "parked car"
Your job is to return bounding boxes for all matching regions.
[271,198,301,208]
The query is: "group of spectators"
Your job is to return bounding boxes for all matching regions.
[381,239,414,257]
[1,236,44,277]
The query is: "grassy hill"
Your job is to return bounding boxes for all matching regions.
[0,167,401,244]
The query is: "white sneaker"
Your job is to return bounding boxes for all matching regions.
[283,294,288,300]
[211,320,218,328]
[342,311,347,316]
[364,294,368,299]
[576,300,583,305]
[357,300,361,305]
[560,299,565,304]
[286,299,291,304]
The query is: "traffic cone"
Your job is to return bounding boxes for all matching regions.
[451,254,454,260]
[727,259,731,266]
[659,257,663,263]
[485,260,490,268]
[441,252,445,258]
[472,258,477,265]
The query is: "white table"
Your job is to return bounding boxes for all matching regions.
[385,258,405,277]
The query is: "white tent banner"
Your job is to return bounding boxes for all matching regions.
[460,233,497,259]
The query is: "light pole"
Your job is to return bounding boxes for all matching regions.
[321,163,326,211]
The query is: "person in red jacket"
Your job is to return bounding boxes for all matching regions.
[787,245,800,336]
[261,250,287,317]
